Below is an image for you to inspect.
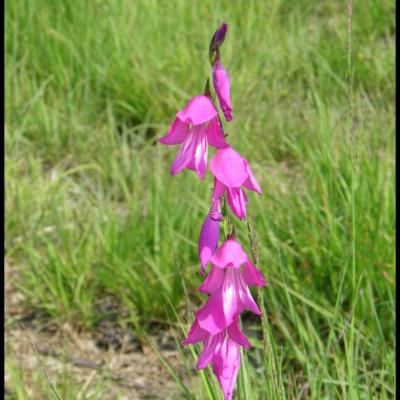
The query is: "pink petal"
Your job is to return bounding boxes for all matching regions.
[210,238,248,269]
[196,293,228,335]
[170,125,209,178]
[226,187,247,220]
[212,61,233,122]
[206,117,228,149]
[159,119,189,145]
[242,260,267,286]
[210,146,248,188]
[225,269,261,317]
[197,269,261,336]
[209,198,224,221]
[170,131,197,175]
[227,318,251,349]
[213,337,241,400]
[193,126,208,179]
[184,125,208,179]
[198,216,220,271]
[183,320,211,345]
[237,273,261,315]
[199,265,225,293]
[176,95,217,125]
[186,157,196,172]
[241,290,261,315]
[197,332,224,369]
[212,178,226,202]
[242,161,262,194]
[222,269,245,322]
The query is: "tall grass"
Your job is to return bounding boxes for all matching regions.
[5,0,395,398]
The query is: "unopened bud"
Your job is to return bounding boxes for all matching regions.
[209,22,228,65]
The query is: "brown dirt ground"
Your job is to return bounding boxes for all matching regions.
[5,261,193,399]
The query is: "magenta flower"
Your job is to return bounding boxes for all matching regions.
[213,61,232,121]
[184,237,265,398]
[187,237,266,336]
[210,146,262,220]
[159,95,228,179]
[198,200,223,274]
[183,318,249,400]
[194,265,264,335]
[160,22,268,400]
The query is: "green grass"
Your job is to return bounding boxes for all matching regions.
[5,0,395,398]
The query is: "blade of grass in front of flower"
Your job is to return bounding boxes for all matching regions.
[189,347,221,400]
[237,347,254,400]
[246,221,283,398]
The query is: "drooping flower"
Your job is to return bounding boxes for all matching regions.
[188,237,267,336]
[194,266,264,335]
[213,61,232,121]
[198,199,223,274]
[159,95,228,179]
[210,146,262,219]
[183,318,249,400]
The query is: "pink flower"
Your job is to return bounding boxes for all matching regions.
[210,146,262,220]
[183,318,249,400]
[198,200,223,274]
[159,95,227,179]
[195,265,264,335]
[184,238,266,398]
[188,237,266,336]
[213,61,232,121]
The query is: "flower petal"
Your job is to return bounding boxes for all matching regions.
[197,332,224,369]
[159,119,189,145]
[206,117,228,149]
[176,95,217,125]
[222,269,245,323]
[210,146,248,188]
[213,61,233,122]
[198,216,220,271]
[193,126,208,179]
[242,260,267,286]
[237,273,261,315]
[213,337,241,400]
[226,187,247,220]
[242,161,262,194]
[212,178,226,202]
[199,265,225,293]
[209,198,224,221]
[227,318,251,349]
[196,293,228,335]
[183,320,211,345]
[171,131,197,175]
[183,125,208,179]
[210,238,248,269]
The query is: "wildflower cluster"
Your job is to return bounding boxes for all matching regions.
[159,23,266,400]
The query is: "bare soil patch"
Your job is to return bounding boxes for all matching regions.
[5,261,191,399]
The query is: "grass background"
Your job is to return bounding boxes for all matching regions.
[5,0,395,398]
